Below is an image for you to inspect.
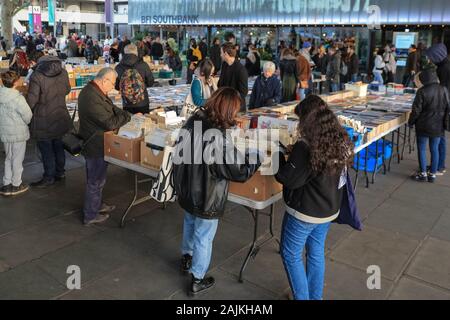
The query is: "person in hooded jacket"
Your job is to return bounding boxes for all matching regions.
[408,68,450,183]
[426,43,450,176]
[173,87,261,296]
[26,56,71,188]
[279,48,298,102]
[115,43,154,114]
[0,71,33,196]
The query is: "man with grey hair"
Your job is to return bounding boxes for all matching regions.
[115,43,154,114]
[78,67,131,225]
[248,61,281,109]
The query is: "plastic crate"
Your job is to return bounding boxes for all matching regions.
[159,70,174,79]
[353,149,384,173]
[367,140,393,160]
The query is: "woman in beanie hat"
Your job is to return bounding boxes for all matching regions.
[426,43,450,175]
[408,68,450,183]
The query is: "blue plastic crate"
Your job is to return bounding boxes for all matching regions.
[353,149,384,173]
[367,140,393,160]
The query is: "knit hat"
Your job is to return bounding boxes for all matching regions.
[419,67,439,86]
[426,43,448,64]
[302,41,312,49]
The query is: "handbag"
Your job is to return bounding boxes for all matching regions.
[444,88,450,132]
[333,170,363,231]
[150,145,177,203]
[62,105,96,156]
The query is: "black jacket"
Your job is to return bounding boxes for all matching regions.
[408,70,450,138]
[119,39,131,55]
[312,54,328,75]
[279,55,298,80]
[173,109,261,219]
[436,58,450,93]
[166,55,182,72]
[26,56,71,140]
[78,82,131,158]
[218,59,248,110]
[347,53,359,76]
[249,74,282,109]
[275,140,345,220]
[151,42,164,58]
[210,44,222,73]
[199,42,208,61]
[245,54,261,77]
[115,54,154,113]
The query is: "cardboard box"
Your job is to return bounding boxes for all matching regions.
[140,141,165,170]
[104,131,143,163]
[0,59,10,69]
[228,172,283,202]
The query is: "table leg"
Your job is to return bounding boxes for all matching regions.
[382,138,387,175]
[364,147,369,188]
[371,141,379,184]
[239,208,259,283]
[401,125,407,160]
[388,132,395,172]
[121,173,138,228]
[397,128,401,164]
[354,151,360,191]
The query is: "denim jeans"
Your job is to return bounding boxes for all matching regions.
[83,157,108,222]
[417,136,440,174]
[280,212,330,300]
[330,82,340,93]
[439,135,446,171]
[181,211,219,279]
[37,139,66,182]
[351,74,359,82]
[297,88,306,101]
[374,72,384,84]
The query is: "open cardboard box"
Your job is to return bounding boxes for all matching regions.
[104,131,143,163]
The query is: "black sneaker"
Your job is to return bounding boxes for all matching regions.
[412,172,427,182]
[10,183,29,196]
[84,214,110,226]
[55,175,66,182]
[189,275,215,296]
[428,174,436,183]
[31,179,55,188]
[181,254,192,275]
[0,184,12,196]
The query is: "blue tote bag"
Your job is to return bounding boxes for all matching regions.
[333,171,363,231]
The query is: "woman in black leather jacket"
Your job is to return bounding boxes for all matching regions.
[173,87,261,296]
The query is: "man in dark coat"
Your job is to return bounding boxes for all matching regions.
[249,62,282,109]
[118,35,131,56]
[426,43,450,175]
[199,37,208,61]
[209,37,221,75]
[151,37,164,61]
[26,56,71,188]
[218,42,248,111]
[78,68,131,225]
[115,43,154,114]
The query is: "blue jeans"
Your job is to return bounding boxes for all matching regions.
[280,213,330,300]
[37,139,66,182]
[297,88,306,101]
[330,82,340,93]
[83,158,108,222]
[439,135,446,171]
[417,136,440,174]
[374,72,384,84]
[351,74,359,82]
[181,211,219,279]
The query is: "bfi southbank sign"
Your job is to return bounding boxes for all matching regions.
[129,0,450,25]
[142,15,200,24]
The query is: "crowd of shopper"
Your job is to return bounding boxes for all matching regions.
[1,28,450,300]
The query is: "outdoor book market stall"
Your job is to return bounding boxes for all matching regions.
[73,82,415,283]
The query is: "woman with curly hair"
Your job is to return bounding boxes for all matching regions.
[276,95,354,300]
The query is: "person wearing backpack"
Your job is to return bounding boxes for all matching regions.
[115,43,154,114]
[187,39,202,84]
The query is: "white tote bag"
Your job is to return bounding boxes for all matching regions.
[150,145,177,203]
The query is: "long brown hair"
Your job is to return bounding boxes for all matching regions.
[295,95,354,175]
[204,87,241,130]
